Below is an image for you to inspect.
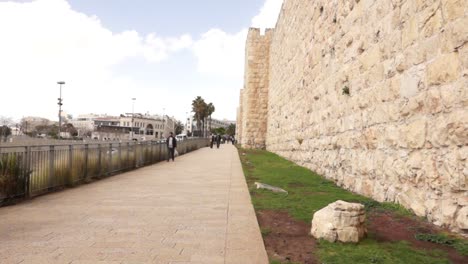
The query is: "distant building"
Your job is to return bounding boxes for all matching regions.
[210,118,235,130]
[185,117,234,136]
[91,113,175,141]
[185,117,194,134]
[10,126,21,136]
[69,114,102,137]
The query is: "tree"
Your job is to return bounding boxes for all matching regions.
[63,123,78,137]
[35,124,59,138]
[206,102,215,133]
[47,125,59,138]
[0,116,13,142]
[0,125,11,142]
[213,127,226,135]
[0,116,13,127]
[226,124,236,136]
[191,96,208,137]
[174,121,184,135]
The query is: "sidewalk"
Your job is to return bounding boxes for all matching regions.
[0,144,268,264]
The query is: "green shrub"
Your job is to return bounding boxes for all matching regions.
[0,154,23,198]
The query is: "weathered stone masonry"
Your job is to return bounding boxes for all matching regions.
[237,0,467,234]
[239,28,273,149]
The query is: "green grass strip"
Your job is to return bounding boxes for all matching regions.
[239,148,460,264]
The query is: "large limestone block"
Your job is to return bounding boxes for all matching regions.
[443,0,465,21]
[455,206,468,230]
[402,118,427,149]
[426,53,460,85]
[397,187,426,216]
[311,200,367,243]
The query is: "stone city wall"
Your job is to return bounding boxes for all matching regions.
[238,0,468,233]
[239,28,273,149]
[236,89,244,143]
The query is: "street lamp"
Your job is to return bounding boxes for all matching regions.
[131,98,136,140]
[57,81,65,138]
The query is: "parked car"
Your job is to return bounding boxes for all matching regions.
[176,134,187,141]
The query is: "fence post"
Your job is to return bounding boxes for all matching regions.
[134,142,138,168]
[49,145,55,190]
[84,144,89,180]
[152,141,156,164]
[97,144,102,178]
[24,146,31,197]
[108,143,113,174]
[160,141,164,160]
[68,145,73,186]
[127,142,130,169]
[118,142,122,171]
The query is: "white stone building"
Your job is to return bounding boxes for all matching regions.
[91,114,175,141]
[69,114,102,137]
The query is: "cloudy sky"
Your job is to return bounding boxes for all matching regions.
[0,0,283,122]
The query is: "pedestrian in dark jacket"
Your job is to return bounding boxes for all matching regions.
[166,132,177,161]
[216,134,221,149]
[210,134,215,149]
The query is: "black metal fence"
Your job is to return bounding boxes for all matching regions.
[0,139,208,204]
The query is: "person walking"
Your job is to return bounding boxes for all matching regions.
[216,134,221,149]
[210,134,215,149]
[166,132,177,162]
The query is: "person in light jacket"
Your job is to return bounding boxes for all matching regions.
[166,132,177,162]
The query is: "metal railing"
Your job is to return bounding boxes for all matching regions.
[0,138,209,204]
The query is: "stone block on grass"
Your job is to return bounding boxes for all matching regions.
[311,200,367,243]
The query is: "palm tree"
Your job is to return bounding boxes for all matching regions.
[206,103,215,133]
[192,96,207,137]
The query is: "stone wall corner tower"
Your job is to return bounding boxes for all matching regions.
[237,27,273,149]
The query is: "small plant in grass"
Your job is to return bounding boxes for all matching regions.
[261,227,272,237]
[454,240,468,256]
[415,233,455,245]
[357,200,413,216]
[415,233,468,256]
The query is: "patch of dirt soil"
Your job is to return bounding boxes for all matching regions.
[257,210,317,264]
[257,210,467,264]
[368,211,468,264]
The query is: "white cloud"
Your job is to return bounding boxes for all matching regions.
[143,33,193,62]
[189,0,283,120]
[251,0,284,30]
[0,0,193,121]
[0,0,284,123]
[192,29,247,77]
[191,0,283,77]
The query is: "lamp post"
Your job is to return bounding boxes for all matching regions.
[57,81,65,138]
[131,98,136,140]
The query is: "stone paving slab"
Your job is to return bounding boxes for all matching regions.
[0,145,268,264]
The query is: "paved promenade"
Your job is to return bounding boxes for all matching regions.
[0,145,268,264]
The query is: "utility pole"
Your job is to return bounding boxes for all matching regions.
[57,81,65,138]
